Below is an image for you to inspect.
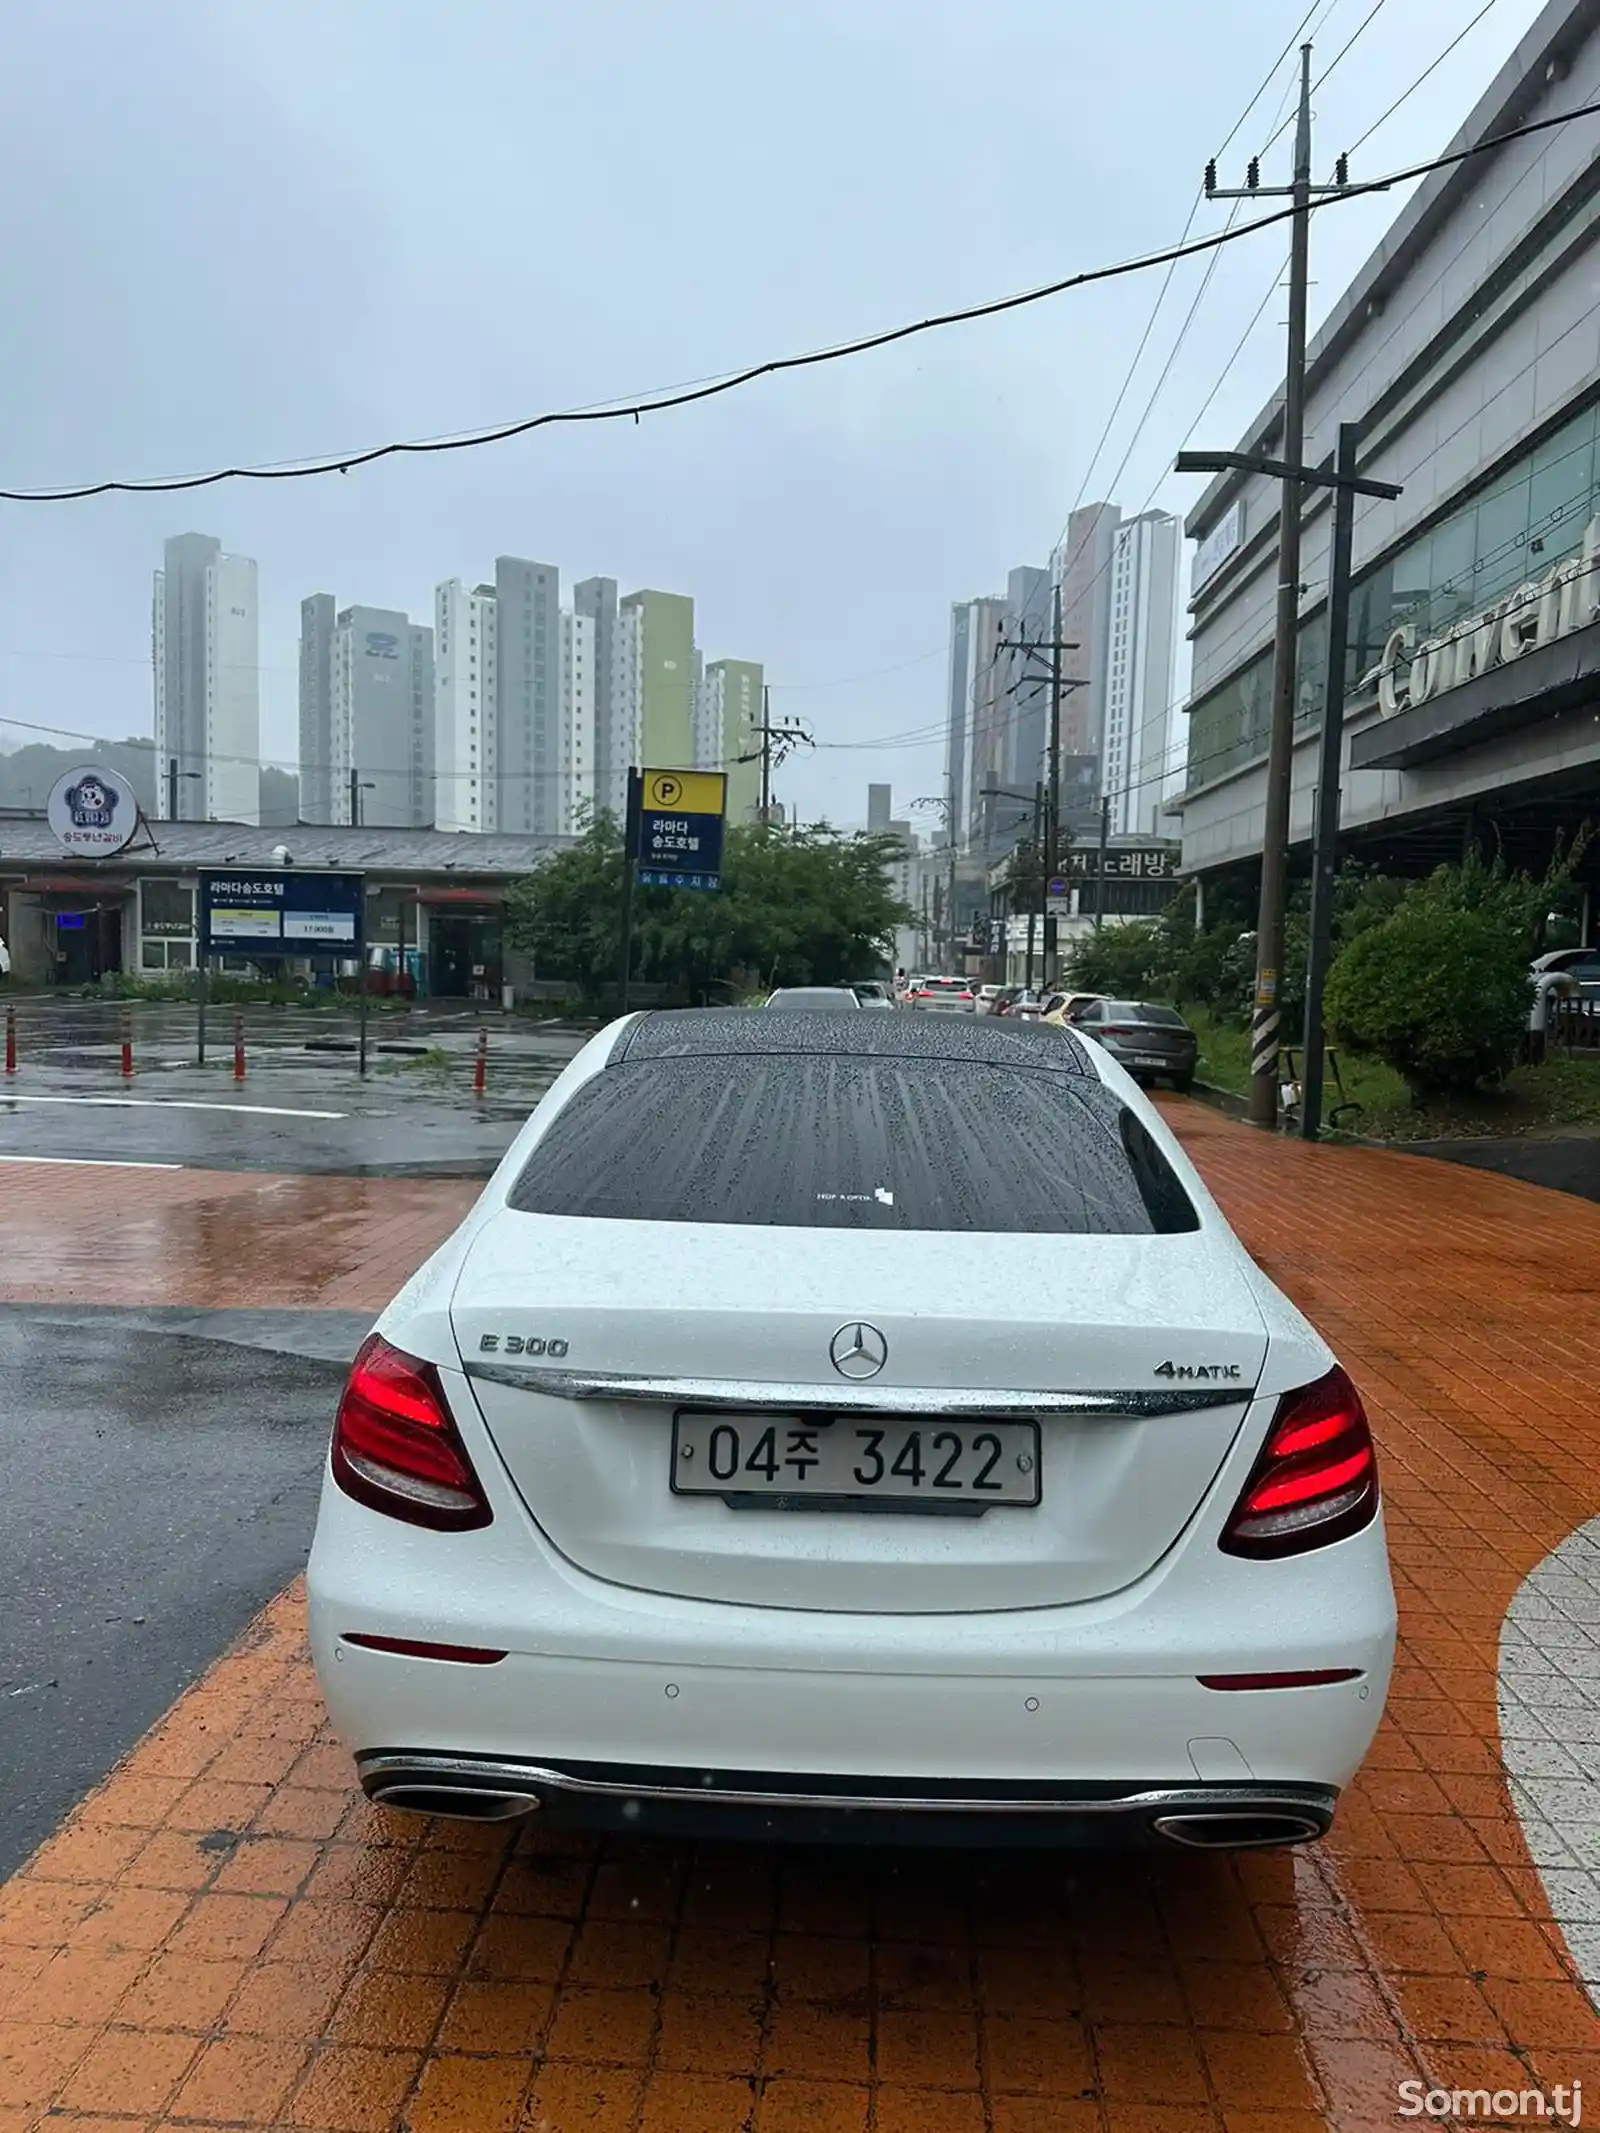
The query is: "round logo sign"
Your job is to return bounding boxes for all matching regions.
[46,764,141,857]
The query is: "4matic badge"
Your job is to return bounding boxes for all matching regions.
[1154,1361,1243,1381]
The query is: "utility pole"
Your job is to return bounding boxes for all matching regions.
[1206,46,1320,1126]
[1093,794,1111,932]
[349,768,362,828]
[166,757,200,823]
[995,595,1079,988]
[743,692,812,826]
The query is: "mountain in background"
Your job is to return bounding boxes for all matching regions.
[0,738,159,813]
[259,767,299,826]
[0,740,299,827]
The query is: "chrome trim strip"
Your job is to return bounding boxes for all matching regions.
[462,1363,1247,1417]
[359,1752,1333,1822]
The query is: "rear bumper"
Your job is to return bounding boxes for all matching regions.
[354,1751,1338,1849]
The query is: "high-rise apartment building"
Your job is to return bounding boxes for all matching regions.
[697,658,763,821]
[998,564,1052,800]
[298,594,336,827]
[492,557,563,837]
[152,533,260,823]
[943,595,1009,856]
[616,588,696,781]
[434,581,498,832]
[1052,503,1121,776]
[1102,512,1180,836]
[560,611,596,831]
[434,564,595,836]
[298,598,435,827]
[574,577,622,822]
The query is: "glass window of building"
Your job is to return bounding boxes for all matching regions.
[138,879,196,971]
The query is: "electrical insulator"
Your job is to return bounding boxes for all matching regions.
[1334,153,1350,188]
[1204,159,1217,194]
[1246,157,1260,191]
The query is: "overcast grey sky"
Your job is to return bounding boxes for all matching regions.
[0,0,1555,826]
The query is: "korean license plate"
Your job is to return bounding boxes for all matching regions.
[670,1412,1040,1506]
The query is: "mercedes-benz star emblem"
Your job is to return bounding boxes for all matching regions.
[829,1321,888,1380]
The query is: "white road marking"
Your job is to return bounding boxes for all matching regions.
[1500,1516,1600,2005]
[0,1094,346,1119]
[0,1154,184,1170]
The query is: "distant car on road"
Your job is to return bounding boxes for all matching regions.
[974,984,1008,1016]
[307,1005,1394,1853]
[1071,1000,1199,1092]
[995,988,1045,1020]
[1042,991,1106,1028]
[765,986,863,1010]
[904,976,975,1013]
[850,981,894,1008]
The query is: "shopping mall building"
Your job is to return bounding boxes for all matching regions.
[1177,0,1600,940]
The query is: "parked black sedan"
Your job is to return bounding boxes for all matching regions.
[1065,998,1199,1092]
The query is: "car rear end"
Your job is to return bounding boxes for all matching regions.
[907,976,975,1013]
[308,1012,1393,1849]
[1088,1004,1198,1087]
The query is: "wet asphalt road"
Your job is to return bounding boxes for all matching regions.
[0,1057,578,1175]
[1410,1128,1600,1205]
[0,1308,371,1878]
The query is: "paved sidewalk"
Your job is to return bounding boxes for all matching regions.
[3,1114,1600,2129]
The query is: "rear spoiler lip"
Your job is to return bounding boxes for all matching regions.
[461,1362,1256,1418]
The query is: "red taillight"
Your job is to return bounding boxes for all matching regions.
[331,1334,492,1531]
[342,1634,506,1664]
[1219,1367,1378,1560]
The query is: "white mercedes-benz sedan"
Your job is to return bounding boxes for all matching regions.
[307,1009,1395,1851]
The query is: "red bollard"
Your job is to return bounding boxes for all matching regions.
[473,1026,487,1097]
[4,1004,15,1076]
[120,1010,133,1080]
[233,1012,246,1083]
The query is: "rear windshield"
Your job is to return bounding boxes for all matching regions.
[923,978,965,992]
[1105,1002,1188,1028]
[508,1058,1198,1234]
[769,990,857,1008]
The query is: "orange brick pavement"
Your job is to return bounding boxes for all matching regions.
[0,1118,1597,2130]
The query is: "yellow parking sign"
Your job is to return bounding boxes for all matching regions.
[642,768,726,817]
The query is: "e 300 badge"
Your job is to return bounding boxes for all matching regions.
[478,1334,569,1358]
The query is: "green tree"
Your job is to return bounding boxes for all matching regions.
[1323,900,1530,1097]
[504,819,914,1006]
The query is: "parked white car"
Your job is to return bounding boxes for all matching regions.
[308,1008,1395,1851]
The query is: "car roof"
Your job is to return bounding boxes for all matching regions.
[615,1007,1095,1074]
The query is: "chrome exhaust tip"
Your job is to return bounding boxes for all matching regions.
[1151,1809,1325,1850]
[370,1782,539,1822]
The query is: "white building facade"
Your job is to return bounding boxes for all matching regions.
[152,533,260,825]
[560,610,596,830]
[433,581,498,833]
[1177,0,1600,941]
[1102,511,1181,837]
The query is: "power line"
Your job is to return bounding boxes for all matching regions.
[5,100,1597,506]
[1316,0,1393,88]
[1346,0,1501,157]
[1048,15,1315,562]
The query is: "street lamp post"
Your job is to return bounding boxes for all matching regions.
[1175,437,1401,1139]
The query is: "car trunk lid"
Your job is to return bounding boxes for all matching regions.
[451,1213,1268,1613]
